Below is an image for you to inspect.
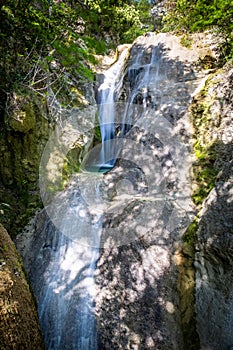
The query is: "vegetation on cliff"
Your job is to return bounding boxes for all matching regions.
[0,0,151,114]
[0,0,151,236]
[164,0,233,59]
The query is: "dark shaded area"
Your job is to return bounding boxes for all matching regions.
[195,159,233,349]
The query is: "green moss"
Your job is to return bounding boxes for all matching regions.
[7,94,36,133]
[180,34,193,48]
[191,142,219,206]
[3,244,8,251]
[62,147,82,186]
[93,124,102,146]
[190,77,219,208]
[183,219,198,245]
[198,55,217,70]
[0,183,43,238]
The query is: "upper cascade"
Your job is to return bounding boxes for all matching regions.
[94,47,130,170]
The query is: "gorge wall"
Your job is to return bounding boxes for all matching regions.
[193,62,233,349]
[0,30,231,349]
[15,32,233,350]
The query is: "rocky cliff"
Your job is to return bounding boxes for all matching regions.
[94,32,220,350]
[193,62,233,349]
[16,32,232,350]
[0,91,50,235]
[13,32,233,350]
[0,76,96,237]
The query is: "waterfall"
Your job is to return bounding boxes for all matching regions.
[39,234,99,350]
[95,48,129,170]
[22,33,195,350]
[33,173,104,350]
[121,43,163,127]
[28,48,131,350]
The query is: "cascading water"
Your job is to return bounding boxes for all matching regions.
[27,49,132,350]
[35,174,103,350]
[95,48,129,170]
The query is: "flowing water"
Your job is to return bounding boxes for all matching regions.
[34,49,132,349]
[95,48,129,169]
[37,174,103,350]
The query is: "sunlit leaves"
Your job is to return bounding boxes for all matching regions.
[165,0,233,58]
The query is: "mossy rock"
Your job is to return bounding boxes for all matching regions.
[8,101,36,133]
[0,90,50,236]
[0,224,45,349]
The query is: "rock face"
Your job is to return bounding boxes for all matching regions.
[93,33,219,349]
[0,91,50,235]
[194,63,233,349]
[0,224,44,349]
[196,162,233,350]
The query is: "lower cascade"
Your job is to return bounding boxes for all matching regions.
[18,33,216,349]
[27,173,103,350]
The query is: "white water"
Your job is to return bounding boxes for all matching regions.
[122,43,162,126]
[38,174,103,350]
[97,48,129,168]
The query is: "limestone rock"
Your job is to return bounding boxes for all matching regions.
[195,161,233,350]
[194,61,233,349]
[94,32,218,349]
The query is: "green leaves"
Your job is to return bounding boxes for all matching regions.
[165,0,233,58]
[0,0,153,111]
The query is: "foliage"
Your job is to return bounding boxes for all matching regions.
[180,34,193,48]
[121,0,154,43]
[84,0,152,43]
[0,0,152,116]
[191,142,218,206]
[164,0,233,58]
[183,218,198,245]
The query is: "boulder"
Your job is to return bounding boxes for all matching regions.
[0,224,44,349]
